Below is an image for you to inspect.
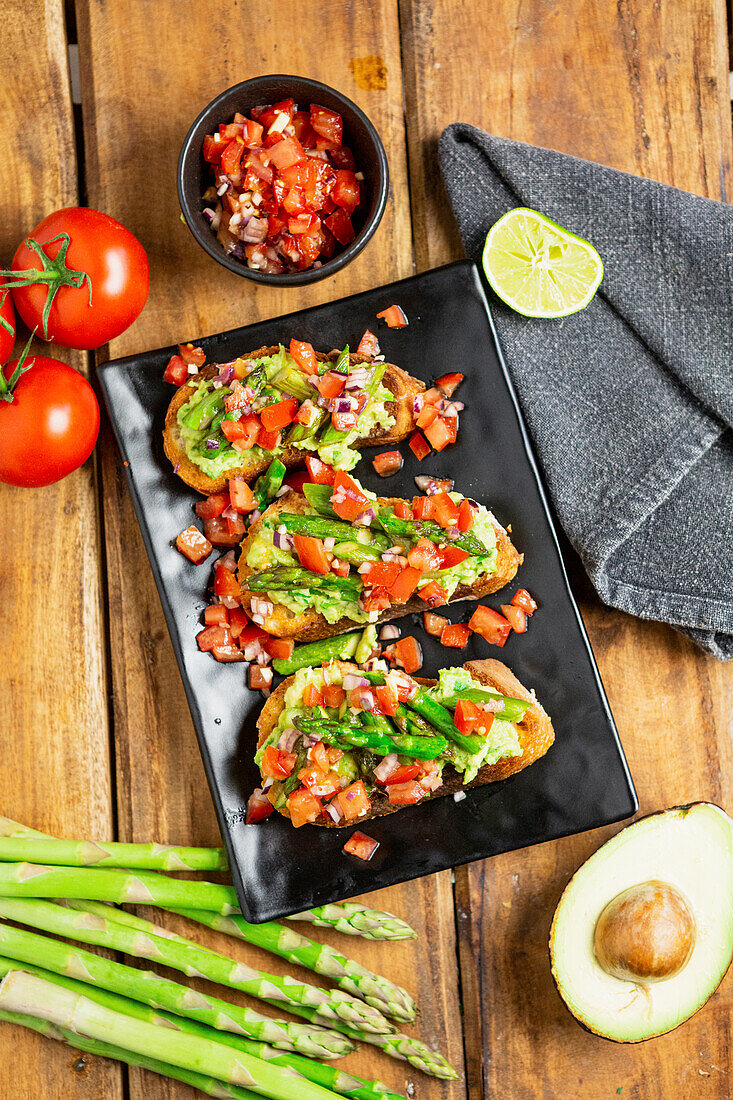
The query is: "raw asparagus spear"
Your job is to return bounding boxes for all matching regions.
[164,907,416,1024]
[0,1008,264,1100]
[0,862,238,912]
[0,834,227,872]
[303,483,339,517]
[0,817,46,839]
[0,970,343,1100]
[245,567,362,598]
[287,903,417,941]
[376,510,489,557]
[0,898,393,1036]
[0,952,404,1100]
[272,632,362,675]
[253,458,287,512]
[0,921,351,1058]
[294,715,447,761]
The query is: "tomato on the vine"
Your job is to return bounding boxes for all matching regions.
[0,356,100,487]
[5,208,149,351]
[0,293,15,366]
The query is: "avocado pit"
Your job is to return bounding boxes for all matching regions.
[594,880,695,984]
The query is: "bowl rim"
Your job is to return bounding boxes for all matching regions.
[177,74,389,286]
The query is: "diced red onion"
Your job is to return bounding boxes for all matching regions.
[203,207,217,224]
[379,624,400,641]
[173,462,180,474]
[255,650,272,665]
[413,394,425,415]
[220,596,239,610]
[275,486,291,498]
[241,217,268,244]
[345,369,369,390]
[363,657,384,671]
[278,728,299,752]
[414,475,455,494]
[273,530,294,551]
[307,374,320,387]
[216,181,230,197]
[324,800,344,823]
[221,506,238,522]
[250,509,261,524]
[261,776,274,792]
[205,438,220,450]
[218,551,237,572]
[343,673,369,691]
[374,754,399,783]
[242,640,263,661]
[215,365,236,384]
[353,507,376,527]
[332,395,358,414]
[323,537,336,552]
[447,527,460,538]
[257,667,274,685]
[251,596,274,619]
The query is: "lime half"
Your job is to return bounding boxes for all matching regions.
[482,207,603,318]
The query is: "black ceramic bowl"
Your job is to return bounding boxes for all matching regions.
[177,75,389,287]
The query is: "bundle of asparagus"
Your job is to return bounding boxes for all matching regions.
[0,816,457,1098]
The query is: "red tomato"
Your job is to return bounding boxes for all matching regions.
[203,516,241,547]
[337,780,371,821]
[454,698,481,734]
[177,525,213,564]
[424,416,456,452]
[374,683,399,717]
[222,415,260,447]
[458,498,476,532]
[214,564,241,598]
[393,500,412,519]
[416,404,438,429]
[304,455,336,485]
[356,329,380,357]
[376,304,408,329]
[363,561,402,588]
[262,745,297,780]
[362,585,392,614]
[318,372,346,400]
[0,294,15,366]
[417,580,446,606]
[324,210,355,246]
[221,140,245,177]
[372,450,403,477]
[438,545,470,568]
[412,495,434,521]
[266,635,295,660]
[284,470,309,494]
[384,635,423,674]
[468,605,512,647]
[289,339,318,374]
[204,605,229,626]
[388,566,422,604]
[407,538,442,572]
[268,136,306,170]
[260,397,299,432]
[408,431,430,461]
[331,469,370,521]
[323,684,346,708]
[436,372,464,397]
[440,623,471,648]
[387,780,426,805]
[250,665,274,691]
[203,135,225,163]
[246,789,274,824]
[302,683,325,708]
[197,624,230,652]
[501,603,528,634]
[163,354,187,386]
[10,208,149,350]
[423,611,449,636]
[383,764,421,785]
[228,478,257,513]
[431,492,460,529]
[310,105,343,145]
[511,588,538,615]
[343,832,379,861]
[288,788,322,828]
[332,170,360,213]
[293,533,331,575]
[257,427,281,452]
[228,607,249,639]
[0,356,99,487]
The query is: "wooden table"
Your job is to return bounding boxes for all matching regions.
[1,1,731,1096]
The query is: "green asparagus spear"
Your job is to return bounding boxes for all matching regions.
[181,389,226,430]
[287,903,417,941]
[166,908,416,1024]
[354,624,378,665]
[273,362,314,402]
[329,346,350,375]
[0,817,47,839]
[0,862,238,913]
[294,715,447,761]
[405,690,486,754]
[436,685,531,723]
[0,952,403,1100]
[303,482,339,516]
[331,541,383,566]
[0,1008,264,1100]
[0,970,344,1100]
[376,510,489,557]
[276,513,363,541]
[0,921,350,1058]
[318,361,386,446]
[0,833,227,871]
[285,405,328,444]
[253,458,287,511]
[0,898,393,1036]
[245,567,362,598]
[272,633,362,675]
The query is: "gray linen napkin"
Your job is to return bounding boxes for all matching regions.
[439,124,733,660]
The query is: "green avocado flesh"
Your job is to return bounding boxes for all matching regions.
[245,486,498,625]
[550,803,733,1042]
[256,662,523,809]
[177,345,394,479]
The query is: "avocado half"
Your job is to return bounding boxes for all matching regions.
[549,803,733,1042]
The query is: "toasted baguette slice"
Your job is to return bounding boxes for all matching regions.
[238,491,521,640]
[163,345,424,493]
[256,658,554,827]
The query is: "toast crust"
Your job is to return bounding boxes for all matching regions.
[238,491,521,639]
[256,658,554,827]
[163,346,424,493]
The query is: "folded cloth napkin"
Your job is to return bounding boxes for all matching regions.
[439,124,733,660]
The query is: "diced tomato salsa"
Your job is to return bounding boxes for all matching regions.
[201,102,364,274]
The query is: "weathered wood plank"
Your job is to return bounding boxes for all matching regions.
[75,0,465,1095]
[0,2,119,1097]
[400,0,733,1096]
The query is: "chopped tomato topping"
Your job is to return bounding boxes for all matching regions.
[287,788,322,828]
[417,580,447,606]
[239,622,270,649]
[266,637,295,660]
[245,788,273,824]
[383,635,423,674]
[323,684,346,708]
[203,134,225,164]
[468,605,512,647]
[293,533,330,575]
[393,500,412,519]
[227,607,249,639]
[408,431,430,461]
[337,780,371,821]
[260,398,299,432]
[330,557,350,577]
[440,622,471,648]
[349,686,375,711]
[268,135,306,170]
[407,538,442,572]
[412,495,434,521]
[163,354,188,386]
[331,470,370,521]
[376,304,408,329]
[283,470,308,494]
[302,682,325,708]
[176,525,213,564]
[195,492,230,519]
[220,140,245,177]
[362,586,392,614]
[387,780,425,805]
[423,387,444,406]
[383,764,421,785]
[423,611,449,636]
[310,741,329,771]
[178,343,206,368]
[249,664,274,691]
[304,455,336,485]
[228,479,257,513]
[435,372,464,397]
[363,561,402,588]
[343,832,379,861]
[197,624,230,651]
[214,563,241,598]
[388,566,422,604]
[324,209,355,246]
[372,450,403,478]
[356,329,380,357]
[431,492,460,529]
[332,170,360,213]
[225,511,246,538]
[511,588,538,615]
[203,516,241,547]
[438,545,470,568]
[416,404,438,430]
[424,416,457,452]
[204,605,229,626]
[374,683,399,717]
[257,427,282,452]
[289,339,318,374]
[298,764,341,799]
[458,498,476,532]
[318,372,346,399]
[310,105,343,144]
[501,603,528,634]
[262,745,297,780]
[454,698,481,734]
[222,415,260,448]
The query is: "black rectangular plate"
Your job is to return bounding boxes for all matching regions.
[99,261,637,922]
